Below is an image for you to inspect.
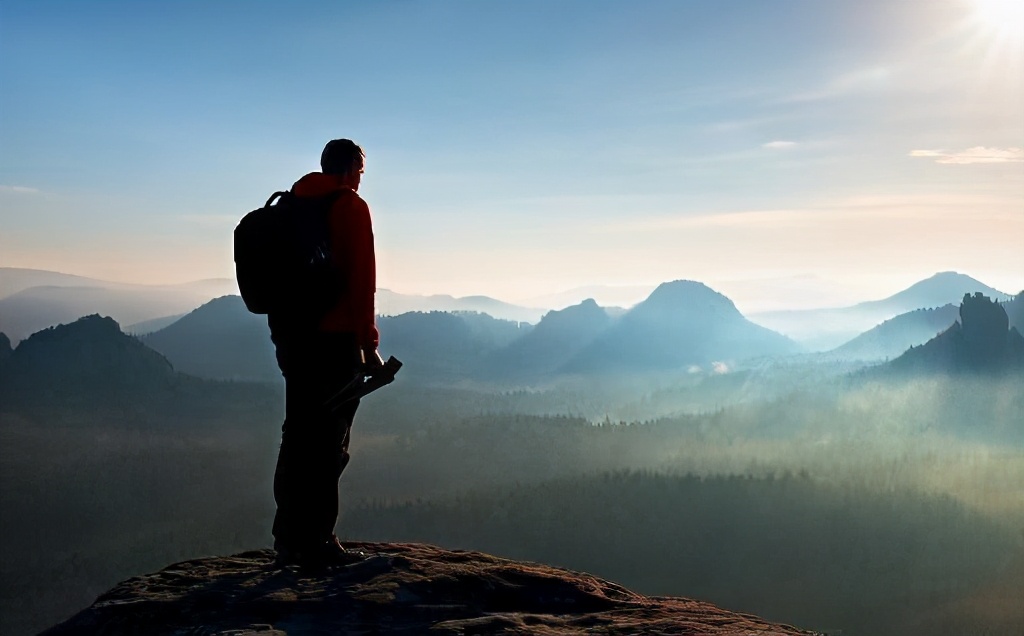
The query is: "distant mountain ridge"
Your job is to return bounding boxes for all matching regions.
[21,281,801,386]
[138,296,532,383]
[751,272,1010,351]
[519,285,655,311]
[377,310,531,381]
[0,315,176,406]
[0,267,110,298]
[7,271,1011,387]
[485,298,613,379]
[855,272,1008,314]
[0,268,238,344]
[828,304,960,361]
[563,281,799,374]
[0,267,237,300]
[885,293,1024,375]
[141,296,277,383]
[125,313,187,335]
[7,268,1014,350]
[376,288,545,323]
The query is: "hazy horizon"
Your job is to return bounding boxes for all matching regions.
[2,0,1022,311]
[2,264,1021,318]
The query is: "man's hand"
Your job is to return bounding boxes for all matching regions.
[325,354,402,413]
[362,348,385,373]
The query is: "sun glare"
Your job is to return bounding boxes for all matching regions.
[971,0,1024,41]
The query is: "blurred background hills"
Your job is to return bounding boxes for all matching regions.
[2,268,1019,393]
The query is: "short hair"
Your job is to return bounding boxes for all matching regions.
[320,139,365,175]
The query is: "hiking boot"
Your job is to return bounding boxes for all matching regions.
[274,536,367,569]
[323,535,369,564]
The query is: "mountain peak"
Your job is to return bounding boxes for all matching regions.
[22,313,125,344]
[914,271,987,289]
[141,295,275,383]
[482,298,612,379]
[2,314,175,403]
[547,297,604,319]
[529,298,611,337]
[863,272,1010,312]
[643,279,738,313]
[165,294,251,329]
[41,543,811,635]
[563,280,797,372]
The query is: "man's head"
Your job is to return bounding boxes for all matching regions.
[321,139,365,190]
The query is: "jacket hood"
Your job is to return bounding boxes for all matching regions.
[291,172,353,198]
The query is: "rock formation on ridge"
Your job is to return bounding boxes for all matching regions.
[888,293,1024,374]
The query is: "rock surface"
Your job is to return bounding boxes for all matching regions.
[42,542,813,635]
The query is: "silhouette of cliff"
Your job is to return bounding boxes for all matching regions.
[41,543,812,635]
[887,293,1024,374]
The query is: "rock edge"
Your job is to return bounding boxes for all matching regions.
[42,542,815,635]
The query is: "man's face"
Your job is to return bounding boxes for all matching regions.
[353,164,363,191]
[338,162,364,192]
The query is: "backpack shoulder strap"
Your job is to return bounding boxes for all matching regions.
[265,191,288,207]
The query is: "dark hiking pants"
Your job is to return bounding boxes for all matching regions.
[272,333,361,548]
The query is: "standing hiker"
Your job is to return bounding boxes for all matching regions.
[268,139,381,567]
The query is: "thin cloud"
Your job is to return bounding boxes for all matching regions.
[597,192,1022,233]
[762,141,797,149]
[0,185,41,194]
[780,66,894,103]
[909,147,1024,164]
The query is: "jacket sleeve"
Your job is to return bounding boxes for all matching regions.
[331,194,379,350]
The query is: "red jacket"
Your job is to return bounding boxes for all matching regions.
[291,172,379,350]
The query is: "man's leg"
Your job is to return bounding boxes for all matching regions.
[272,336,362,558]
[273,370,324,549]
[309,396,358,541]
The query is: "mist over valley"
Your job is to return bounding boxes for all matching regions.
[1,270,1022,635]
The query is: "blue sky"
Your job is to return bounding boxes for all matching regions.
[2,0,1022,311]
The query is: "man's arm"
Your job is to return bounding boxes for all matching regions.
[340,195,379,351]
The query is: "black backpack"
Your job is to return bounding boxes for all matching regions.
[234,190,344,317]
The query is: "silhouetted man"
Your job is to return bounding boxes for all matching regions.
[269,139,381,567]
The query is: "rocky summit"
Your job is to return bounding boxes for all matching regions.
[43,542,813,635]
